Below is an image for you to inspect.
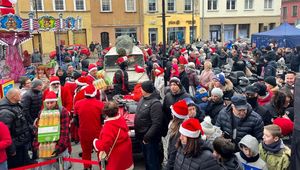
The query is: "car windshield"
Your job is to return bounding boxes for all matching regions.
[104,55,144,69]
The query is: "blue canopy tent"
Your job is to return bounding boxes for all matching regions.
[251,23,300,48]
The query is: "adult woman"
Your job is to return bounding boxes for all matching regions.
[263,91,287,118]
[19,77,31,97]
[93,101,133,170]
[22,50,31,67]
[199,61,214,88]
[174,118,223,170]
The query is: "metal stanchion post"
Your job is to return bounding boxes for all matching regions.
[58,156,64,170]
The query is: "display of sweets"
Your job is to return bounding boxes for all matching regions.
[93,78,107,90]
[39,110,60,127]
[39,142,56,158]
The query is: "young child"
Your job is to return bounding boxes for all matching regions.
[194,85,209,112]
[259,124,291,170]
[213,137,243,170]
[236,135,268,170]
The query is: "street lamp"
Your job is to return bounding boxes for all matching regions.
[191,0,195,43]
[162,0,166,59]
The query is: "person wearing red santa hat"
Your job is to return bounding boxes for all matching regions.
[70,76,89,143]
[174,118,223,170]
[93,101,133,170]
[178,48,189,65]
[42,76,73,112]
[74,85,104,170]
[86,63,98,85]
[33,91,71,170]
[166,100,189,170]
[113,56,130,95]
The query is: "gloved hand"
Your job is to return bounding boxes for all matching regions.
[51,149,60,157]
[99,151,107,160]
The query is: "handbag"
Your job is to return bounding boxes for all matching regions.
[101,128,121,168]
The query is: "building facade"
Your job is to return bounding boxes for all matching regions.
[143,0,200,45]
[17,0,92,54]
[200,0,281,42]
[282,0,300,25]
[90,0,144,48]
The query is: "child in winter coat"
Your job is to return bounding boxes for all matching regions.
[259,124,291,170]
[236,135,268,170]
[0,122,12,170]
[194,85,209,113]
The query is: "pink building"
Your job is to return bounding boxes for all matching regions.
[281,0,300,25]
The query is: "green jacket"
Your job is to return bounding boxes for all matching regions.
[259,143,290,170]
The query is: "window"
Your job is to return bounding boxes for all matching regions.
[101,0,112,12]
[238,24,250,38]
[125,0,136,12]
[32,0,44,11]
[226,0,235,10]
[115,28,137,41]
[185,0,192,11]
[208,0,218,10]
[292,5,298,17]
[53,0,65,11]
[244,0,253,10]
[264,0,272,9]
[148,0,157,12]
[167,0,175,12]
[282,7,287,19]
[74,0,85,11]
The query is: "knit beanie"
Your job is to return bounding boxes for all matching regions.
[31,79,43,89]
[195,86,208,99]
[141,81,155,93]
[211,88,224,98]
[169,77,182,89]
[201,116,215,137]
[264,76,277,87]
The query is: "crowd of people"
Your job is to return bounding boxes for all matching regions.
[0,39,298,170]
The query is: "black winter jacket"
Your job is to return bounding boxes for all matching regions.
[113,69,129,95]
[163,89,191,135]
[215,104,264,147]
[166,133,180,170]
[221,155,243,170]
[0,98,31,155]
[21,89,43,125]
[205,99,224,125]
[264,61,277,78]
[179,71,190,93]
[174,143,224,170]
[251,102,272,125]
[135,91,163,143]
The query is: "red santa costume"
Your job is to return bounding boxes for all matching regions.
[71,76,89,142]
[178,48,189,65]
[86,64,97,85]
[42,76,73,112]
[74,85,104,169]
[93,114,134,170]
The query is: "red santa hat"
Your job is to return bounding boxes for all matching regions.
[116,56,128,65]
[179,118,204,138]
[170,100,189,119]
[84,85,97,97]
[75,76,88,86]
[181,48,187,54]
[88,63,97,72]
[44,91,58,102]
[134,64,145,73]
[0,0,15,15]
[273,117,294,136]
[154,67,164,77]
[49,76,60,86]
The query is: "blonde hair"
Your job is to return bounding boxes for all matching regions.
[204,61,212,70]
[264,124,282,138]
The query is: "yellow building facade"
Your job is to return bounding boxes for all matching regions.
[143,0,200,45]
[17,0,92,54]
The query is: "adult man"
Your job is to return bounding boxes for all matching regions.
[43,76,73,112]
[74,85,104,170]
[135,81,164,170]
[205,88,224,125]
[113,56,130,95]
[216,94,263,150]
[31,48,42,64]
[65,64,80,82]
[244,85,272,125]
[282,71,296,95]
[86,63,98,85]
[21,79,43,125]
[163,77,190,134]
[0,88,32,169]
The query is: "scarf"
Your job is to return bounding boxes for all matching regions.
[239,151,260,163]
[262,140,281,153]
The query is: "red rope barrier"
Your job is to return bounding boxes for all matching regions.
[63,157,99,165]
[10,159,57,170]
